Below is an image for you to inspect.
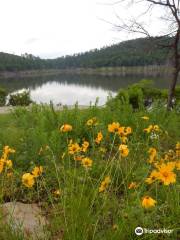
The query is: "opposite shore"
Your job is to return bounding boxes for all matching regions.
[0,65,172,79]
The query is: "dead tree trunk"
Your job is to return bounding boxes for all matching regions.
[167,30,180,110]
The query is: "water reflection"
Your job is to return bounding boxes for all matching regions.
[0,73,177,105]
[31,81,114,105]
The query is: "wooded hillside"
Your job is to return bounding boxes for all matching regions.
[0,37,172,71]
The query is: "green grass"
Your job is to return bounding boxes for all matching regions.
[0,103,179,240]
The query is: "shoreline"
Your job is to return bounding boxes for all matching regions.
[0,65,172,79]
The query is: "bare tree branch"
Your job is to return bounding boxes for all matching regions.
[113,0,180,109]
[147,0,173,7]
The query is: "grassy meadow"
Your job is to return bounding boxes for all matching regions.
[0,101,179,239]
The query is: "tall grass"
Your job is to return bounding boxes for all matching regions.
[0,102,179,239]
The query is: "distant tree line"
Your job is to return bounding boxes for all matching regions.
[0,52,45,71]
[0,37,172,71]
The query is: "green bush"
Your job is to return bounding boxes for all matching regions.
[107,79,180,109]
[107,80,148,109]
[175,86,180,102]
[127,85,144,109]
[0,87,7,106]
[8,91,33,106]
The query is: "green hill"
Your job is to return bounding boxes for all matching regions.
[0,37,172,71]
[0,52,45,71]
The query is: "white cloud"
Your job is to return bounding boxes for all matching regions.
[0,0,165,58]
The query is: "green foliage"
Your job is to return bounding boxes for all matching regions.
[0,221,24,240]
[107,79,180,109]
[52,37,171,69]
[0,37,172,71]
[8,91,32,106]
[174,85,180,102]
[0,86,7,106]
[0,52,44,71]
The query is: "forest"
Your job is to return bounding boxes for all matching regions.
[0,37,172,71]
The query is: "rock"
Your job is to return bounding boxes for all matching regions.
[1,202,48,239]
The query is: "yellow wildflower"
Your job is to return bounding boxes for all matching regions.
[74,155,83,161]
[0,160,4,173]
[2,146,15,160]
[119,144,129,157]
[176,150,180,158]
[157,163,176,185]
[104,176,111,183]
[0,146,15,173]
[148,147,157,156]
[144,125,160,133]
[108,122,120,133]
[99,176,111,192]
[144,125,153,133]
[145,170,159,184]
[175,142,180,157]
[118,126,125,136]
[82,141,89,152]
[153,125,160,131]
[128,182,138,189]
[175,160,180,170]
[6,160,13,169]
[123,127,132,136]
[81,157,93,169]
[157,161,176,171]
[166,161,176,169]
[3,145,15,154]
[32,166,43,177]
[60,124,72,132]
[176,142,180,149]
[148,147,157,163]
[86,117,98,126]
[22,173,35,188]
[53,189,61,196]
[142,196,156,208]
[120,136,127,144]
[148,155,156,164]
[95,132,103,144]
[68,142,81,155]
[86,119,93,126]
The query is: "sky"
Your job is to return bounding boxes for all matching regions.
[0,0,165,59]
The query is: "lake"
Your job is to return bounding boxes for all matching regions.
[0,74,175,106]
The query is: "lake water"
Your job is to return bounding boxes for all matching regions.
[0,74,175,106]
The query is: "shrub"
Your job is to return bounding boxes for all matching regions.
[127,85,144,109]
[175,86,180,102]
[0,87,7,106]
[107,80,180,109]
[8,91,33,106]
[107,80,147,109]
